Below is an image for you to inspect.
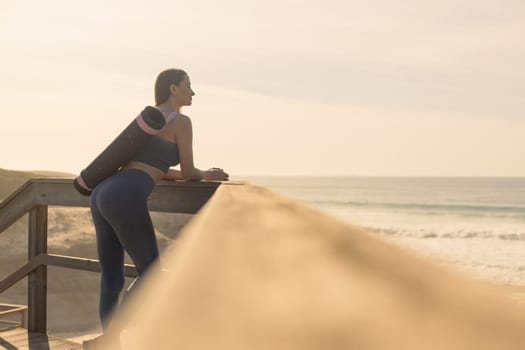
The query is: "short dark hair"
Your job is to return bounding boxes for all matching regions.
[154,68,188,105]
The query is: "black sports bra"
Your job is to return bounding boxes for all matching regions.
[131,136,179,173]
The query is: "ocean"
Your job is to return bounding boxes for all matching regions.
[240,176,525,286]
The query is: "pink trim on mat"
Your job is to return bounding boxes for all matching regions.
[76,176,93,191]
[135,114,161,135]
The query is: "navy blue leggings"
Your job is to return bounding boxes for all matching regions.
[89,168,159,329]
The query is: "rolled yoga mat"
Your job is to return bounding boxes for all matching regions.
[73,106,166,196]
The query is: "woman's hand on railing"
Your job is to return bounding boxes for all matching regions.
[203,168,229,181]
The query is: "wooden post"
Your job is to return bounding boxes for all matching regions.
[28,205,47,333]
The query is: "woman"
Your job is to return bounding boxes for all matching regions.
[89,68,229,330]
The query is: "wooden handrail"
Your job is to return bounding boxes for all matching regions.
[0,304,27,317]
[44,254,138,278]
[97,182,525,350]
[0,178,222,234]
[0,253,138,295]
[0,255,45,294]
[0,177,225,333]
[0,181,36,234]
[0,303,27,329]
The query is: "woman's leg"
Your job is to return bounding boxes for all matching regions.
[90,193,125,330]
[103,198,159,277]
[114,206,159,308]
[94,169,159,302]
[91,169,159,330]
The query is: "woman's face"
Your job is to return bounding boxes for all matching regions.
[172,75,195,106]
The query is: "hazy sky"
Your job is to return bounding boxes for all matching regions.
[1,0,524,176]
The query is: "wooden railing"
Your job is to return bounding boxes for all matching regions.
[0,178,221,334]
[97,181,525,350]
[0,303,27,329]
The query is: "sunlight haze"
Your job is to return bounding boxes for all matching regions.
[1,0,524,176]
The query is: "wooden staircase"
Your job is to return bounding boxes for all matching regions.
[0,326,82,349]
[0,178,220,350]
[0,303,27,330]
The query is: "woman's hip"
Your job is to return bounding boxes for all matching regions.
[90,168,154,207]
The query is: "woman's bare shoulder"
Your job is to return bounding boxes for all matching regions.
[171,113,191,125]
[164,113,190,129]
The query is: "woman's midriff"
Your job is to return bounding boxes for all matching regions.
[121,161,166,184]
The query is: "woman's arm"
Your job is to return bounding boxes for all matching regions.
[173,114,229,181]
[162,169,184,180]
[173,115,206,181]
[162,167,229,181]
